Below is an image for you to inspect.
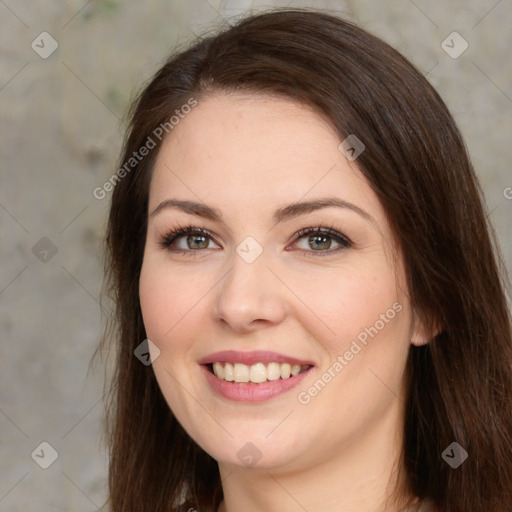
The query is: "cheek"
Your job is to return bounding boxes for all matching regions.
[303,265,402,351]
[139,258,187,346]
[296,272,409,435]
[139,261,167,341]
[138,256,213,353]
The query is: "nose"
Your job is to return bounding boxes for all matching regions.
[212,249,287,333]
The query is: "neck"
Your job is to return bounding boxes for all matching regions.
[217,396,415,512]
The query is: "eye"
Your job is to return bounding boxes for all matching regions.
[159,223,352,258]
[290,225,352,257]
[159,224,220,256]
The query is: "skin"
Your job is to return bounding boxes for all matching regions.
[139,93,428,512]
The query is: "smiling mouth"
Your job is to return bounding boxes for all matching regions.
[206,362,313,384]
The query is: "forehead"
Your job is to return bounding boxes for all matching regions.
[156,93,339,170]
[150,93,383,224]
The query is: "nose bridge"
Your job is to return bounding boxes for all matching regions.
[213,244,286,330]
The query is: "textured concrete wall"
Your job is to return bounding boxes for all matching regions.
[1,0,510,510]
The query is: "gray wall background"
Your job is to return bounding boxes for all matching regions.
[1,0,511,510]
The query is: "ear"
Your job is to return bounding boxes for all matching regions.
[410,312,442,347]
[411,331,430,347]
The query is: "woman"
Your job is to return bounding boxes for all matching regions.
[100,8,512,512]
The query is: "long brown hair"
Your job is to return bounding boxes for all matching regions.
[99,8,512,512]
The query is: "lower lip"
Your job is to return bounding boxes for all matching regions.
[201,365,313,402]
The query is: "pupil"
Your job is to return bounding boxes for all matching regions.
[188,234,208,249]
[310,234,331,250]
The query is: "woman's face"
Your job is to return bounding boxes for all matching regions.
[139,93,419,472]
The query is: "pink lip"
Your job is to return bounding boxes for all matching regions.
[198,350,314,366]
[200,364,314,402]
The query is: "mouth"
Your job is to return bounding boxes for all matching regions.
[199,350,315,402]
[206,361,313,383]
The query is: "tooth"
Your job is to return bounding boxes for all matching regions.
[213,362,224,379]
[249,363,267,383]
[216,361,308,383]
[267,362,281,381]
[224,362,234,381]
[280,363,291,379]
[234,363,249,383]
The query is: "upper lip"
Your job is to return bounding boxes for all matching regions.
[198,350,315,367]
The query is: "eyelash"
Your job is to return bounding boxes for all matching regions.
[158,223,352,258]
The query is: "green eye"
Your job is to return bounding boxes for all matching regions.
[291,226,352,256]
[160,224,352,258]
[160,225,220,256]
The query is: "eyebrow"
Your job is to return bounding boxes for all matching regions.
[150,197,374,225]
